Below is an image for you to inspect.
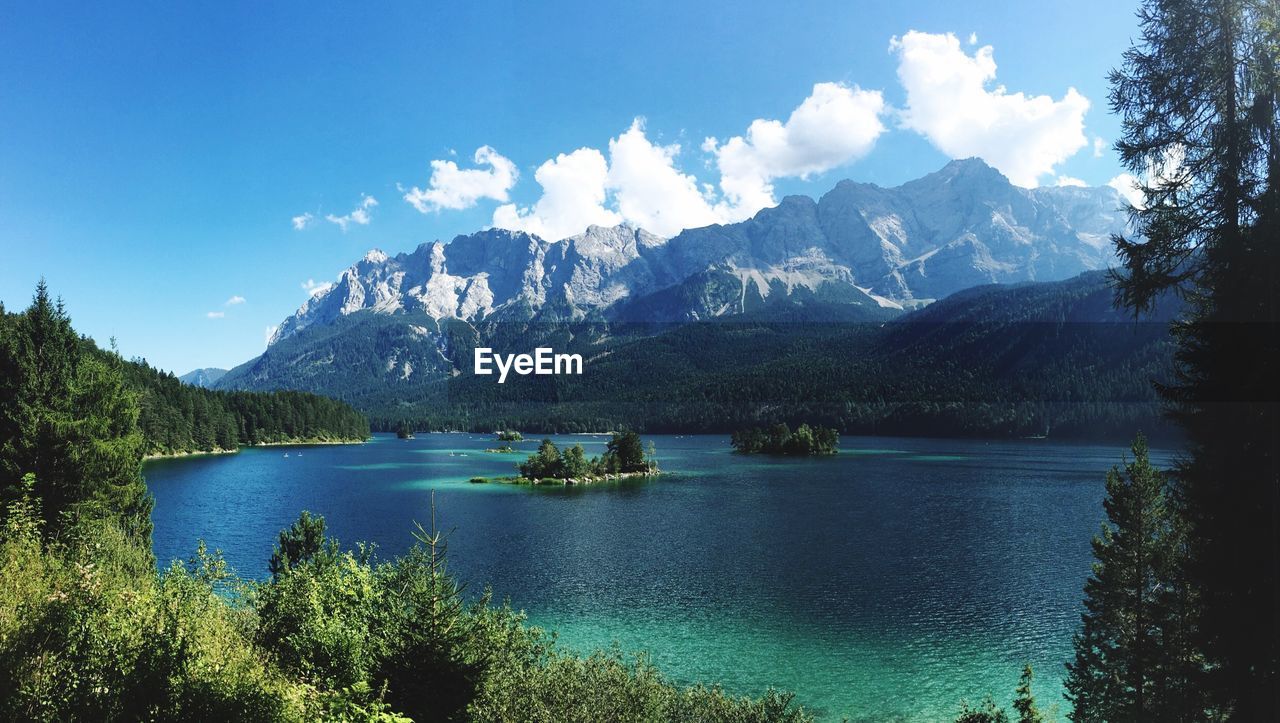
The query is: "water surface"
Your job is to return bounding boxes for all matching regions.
[146,434,1172,721]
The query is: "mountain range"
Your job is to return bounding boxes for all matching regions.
[261,157,1128,347]
[207,159,1163,439]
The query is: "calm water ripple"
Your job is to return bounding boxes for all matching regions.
[145,433,1174,721]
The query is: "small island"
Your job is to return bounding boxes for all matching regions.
[395,422,415,440]
[731,423,839,456]
[495,429,524,442]
[472,431,660,485]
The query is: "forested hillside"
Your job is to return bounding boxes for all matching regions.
[0,284,807,723]
[123,360,369,455]
[1,284,369,458]
[221,271,1177,441]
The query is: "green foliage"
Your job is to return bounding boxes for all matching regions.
[1012,665,1043,723]
[606,430,648,472]
[1064,435,1201,721]
[955,697,1009,723]
[1108,0,1280,715]
[731,423,838,456]
[469,646,810,723]
[123,357,370,455]
[495,430,523,442]
[268,510,338,581]
[395,422,414,439]
[0,281,152,545]
[517,432,656,480]
[0,491,294,721]
[0,491,810,722]
[219,272,1177,442]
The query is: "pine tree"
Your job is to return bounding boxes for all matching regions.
[1013,665,1044,723]
[0,282,152,543]
[1065,435,1189,721]
[1109,0,1280,715]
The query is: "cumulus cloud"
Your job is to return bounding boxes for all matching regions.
[1107,173,1144,208]
[291,212,314,230]
[605,121,721,237]
[1056,175,1088,187]
[403,146,518,213]
[1093,137,1106,158]
[493,148,621,241]
[490,121,720,240]
[301,279,335,297]
[225,295,246,306]
[326,195,378,231]
[490,91,887,241]
[206,311,225,319]
[705,82,886,220]
[890,30,1090,187]
[1107,145,1189,210]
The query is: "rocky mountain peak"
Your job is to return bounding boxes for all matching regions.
[264,160,1132,346]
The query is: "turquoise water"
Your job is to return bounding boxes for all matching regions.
[145,434,1173,721]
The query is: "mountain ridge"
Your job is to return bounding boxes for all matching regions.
[263,158,1130,348]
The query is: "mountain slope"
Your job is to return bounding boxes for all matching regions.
[221,271,1175,440]
[178,367,227,388]
[256,158,1128,351]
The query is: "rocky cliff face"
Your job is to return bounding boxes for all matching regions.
[266,158,1130,345]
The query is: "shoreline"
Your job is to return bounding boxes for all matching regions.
[474,469,663,486]
[144,438,368,460]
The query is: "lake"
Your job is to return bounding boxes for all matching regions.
[144,433,1173,721]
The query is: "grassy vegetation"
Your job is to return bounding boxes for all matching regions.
[0,490,811,722]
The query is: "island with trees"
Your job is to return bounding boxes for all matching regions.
[395,422,415,439]
[473,431,660,485]
[731,423,839,457]
[495,430,524,442]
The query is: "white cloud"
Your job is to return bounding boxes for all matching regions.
[206,311,225,319]
[291,212,314,230]
[1056,175,1088,187]
[493,148,620,241]
[225,295,246,306]
[403,146,518,213]
[890,30,1090,187]
[968,32,978,45]
[1107,173,1144,208]
[1092,136,1106,158]
[605,120,721,237]
[1107,145,1189,210]
[705,81,886,220]
[325,195,378,232]
[264,325,279,346]
[489,85,887,240]
[301,278,335,297]
[490,121,720,239]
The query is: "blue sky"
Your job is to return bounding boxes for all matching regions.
[0,0,1141,374]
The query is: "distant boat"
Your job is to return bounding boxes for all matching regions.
[283,453,290,458]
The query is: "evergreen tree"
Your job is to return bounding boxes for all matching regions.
[1109,0,1280,714]
[607,430,646,472]
[268,510,336,580]
[0,282,152,543]
[955,697,1009,723]
[1065,435,1191,721]
[1012,665,1043,723]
